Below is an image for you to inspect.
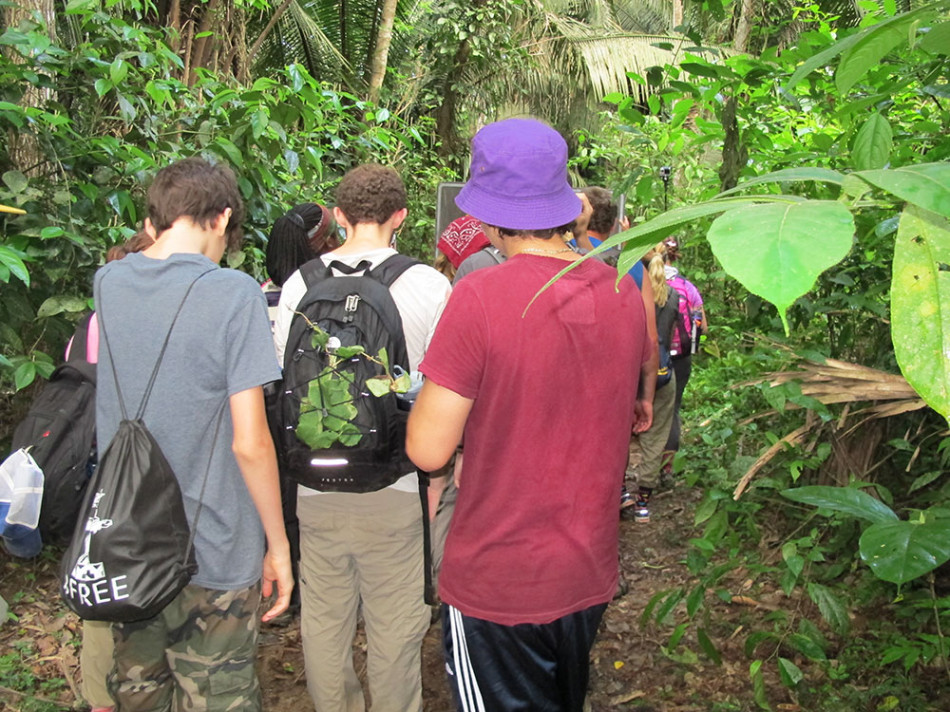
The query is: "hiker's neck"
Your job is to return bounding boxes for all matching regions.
[142,214,228,263]
[332,208,407,255]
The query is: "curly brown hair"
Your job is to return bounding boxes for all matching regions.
[579,186,616,235]
[335,164,406,225]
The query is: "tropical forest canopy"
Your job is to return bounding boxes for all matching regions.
[1,0,950,708]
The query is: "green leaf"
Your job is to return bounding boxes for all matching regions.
[718,168,845,197]
[0,246,29,286]
[250,109,269,139]
[788,632,827,661]
[37,295,88,318]
[857,163,950,218]
[94,78,112,97]
[860,519,950,584]
[366,375,392,397]
[65,0,97,12]
[909,471,944,493]
[697,627,722,665]
[920,20,950,54]
[778,657,804,687]
[852,113,892,171]
[781,485,898,523]
[2,170,27,194]
[707,201,854,333]
[110,58,128,85]
[783,542,804,577]
[891,206,950,421]
[686,583,705,617]
[334,345,364,359]
[807,583,851,635]
[784,31,864,91]
[836,4,942,94]
[750,659,771,710]
[213,137,245,168]
[393,371,411,394]
[14,360,36,390]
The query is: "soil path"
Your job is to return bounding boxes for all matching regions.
[0,484,773,712]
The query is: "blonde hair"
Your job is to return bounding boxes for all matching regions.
[644,242,669,307]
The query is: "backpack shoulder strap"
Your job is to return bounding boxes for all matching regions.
[299,256,334,290]
[670,288,690,347]
[368,254,420,288]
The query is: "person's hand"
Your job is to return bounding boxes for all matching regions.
[453,451,464,489]
[619,214,630,231]
[632,398,653,433]
[572,193,593,238]
[260,544,294,622]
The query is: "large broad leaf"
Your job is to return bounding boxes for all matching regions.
[856,163,950,218]
[836,4,944,94]
[707,201,854,333]
[718,168,846,197]
[920,20,950,55]
[782,485,898,524]
[528,196,799,310]
[852,113,892,171]
[860,519,950,584]
[891,206,950,422]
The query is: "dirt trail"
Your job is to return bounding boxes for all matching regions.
[0,484,772,712]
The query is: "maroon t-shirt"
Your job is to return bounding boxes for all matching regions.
[421,253,649,625]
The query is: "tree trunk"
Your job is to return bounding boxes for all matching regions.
[733,0,756,52]
[718,95,747,192]
[671,0,683,30]
[2,0,56,176]
[367,0,397,102]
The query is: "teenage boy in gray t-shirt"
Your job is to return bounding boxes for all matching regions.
[93,157,292,711]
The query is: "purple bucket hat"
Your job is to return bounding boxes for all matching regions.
[456,119,582,231]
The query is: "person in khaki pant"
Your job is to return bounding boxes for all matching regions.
[272,165,452,712]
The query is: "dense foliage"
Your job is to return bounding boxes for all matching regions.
[0,7,453,391]
[1,1,949,709]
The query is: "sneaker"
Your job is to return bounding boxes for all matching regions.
[620,486,636,510]
[634,487,651,524]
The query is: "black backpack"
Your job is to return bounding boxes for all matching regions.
[275,254,418,493]
[60,271,218,622]
[11,313,97,546]
[655,287,688,388]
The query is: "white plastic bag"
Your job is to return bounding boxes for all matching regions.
[0,448,44,528]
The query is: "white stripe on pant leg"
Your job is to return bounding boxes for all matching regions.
[450,606,475,712]
[449,605,485,712]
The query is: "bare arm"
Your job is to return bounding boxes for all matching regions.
[230,386,293,622]
[406,379,474,473]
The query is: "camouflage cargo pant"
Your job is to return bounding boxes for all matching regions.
[108,582,262,712]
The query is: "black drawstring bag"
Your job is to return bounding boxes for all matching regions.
[60,270,223,622]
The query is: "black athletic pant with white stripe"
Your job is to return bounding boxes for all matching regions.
[442,602,607,712]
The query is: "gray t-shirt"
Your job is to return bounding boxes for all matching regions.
[452,246,505,285]
[94,252,281,590]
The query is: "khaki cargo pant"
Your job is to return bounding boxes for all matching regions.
[629,371,677,490]
[297,487,430,712]
[81,620,114,708]
[107,582,262,712]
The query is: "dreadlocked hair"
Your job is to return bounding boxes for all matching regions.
[266,203,329,287]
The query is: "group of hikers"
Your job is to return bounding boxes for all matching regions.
[6,116,706,712]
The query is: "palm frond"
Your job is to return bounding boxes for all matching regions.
[252,0,351,84]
